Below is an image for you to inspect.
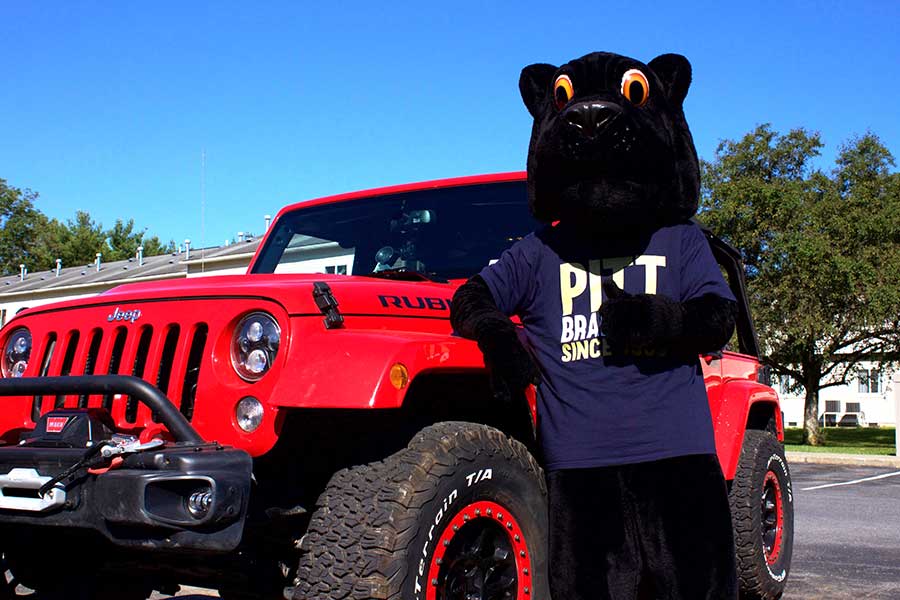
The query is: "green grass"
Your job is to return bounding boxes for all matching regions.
[783,427,896,455]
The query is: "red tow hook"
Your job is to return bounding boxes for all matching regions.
[88,457,124,475]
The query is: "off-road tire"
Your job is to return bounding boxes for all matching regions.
[729,430,793,599]
[290,421,548,600]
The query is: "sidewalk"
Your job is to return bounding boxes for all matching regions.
[786,451,900,468]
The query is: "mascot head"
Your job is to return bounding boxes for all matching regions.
[519,51,699,230]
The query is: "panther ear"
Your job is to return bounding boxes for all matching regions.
[648,54,692,107]
[519,63,558,119]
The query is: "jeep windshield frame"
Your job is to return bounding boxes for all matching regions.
[251,181,541,280]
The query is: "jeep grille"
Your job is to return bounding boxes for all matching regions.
[31,323,208,427]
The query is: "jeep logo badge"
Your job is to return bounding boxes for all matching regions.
[107,307,142,323]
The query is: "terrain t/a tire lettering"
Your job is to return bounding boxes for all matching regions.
[290,421,549,600]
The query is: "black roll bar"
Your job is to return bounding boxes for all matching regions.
[0,375,204,444]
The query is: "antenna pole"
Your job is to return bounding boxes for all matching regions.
[201,148,206,274]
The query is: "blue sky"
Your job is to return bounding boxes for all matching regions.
[2,1,898,250]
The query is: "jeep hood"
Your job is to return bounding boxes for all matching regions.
[14,273,460,320]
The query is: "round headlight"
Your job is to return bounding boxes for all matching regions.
[235,396,264,432]
[231,312,280,381]
[2,328,32,378]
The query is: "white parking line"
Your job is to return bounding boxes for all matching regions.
[801,470,900,491]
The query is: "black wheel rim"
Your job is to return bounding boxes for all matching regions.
[761,470,783,564]
[439,519,516,600]
[427,500,531,600]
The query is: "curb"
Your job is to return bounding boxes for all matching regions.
[785,451,900,468]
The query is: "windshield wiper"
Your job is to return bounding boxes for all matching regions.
[363,268,448,283]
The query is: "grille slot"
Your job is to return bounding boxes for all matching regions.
[152,325,181,422]
[180,325,208,421]
[126,327,154,423]
[79,329,104,408]
[103,328,128,411]
[55,331,81,408]
[156,326,180,396]
[31,333,57,422]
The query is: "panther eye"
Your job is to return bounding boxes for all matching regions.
[553,74,574,110]
[621,69,650,107]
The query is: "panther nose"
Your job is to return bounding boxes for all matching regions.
[564,101,621,138]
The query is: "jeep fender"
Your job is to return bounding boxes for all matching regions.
[268,329,528,413]
[712,379,782,481]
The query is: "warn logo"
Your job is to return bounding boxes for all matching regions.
[45,416,69,433]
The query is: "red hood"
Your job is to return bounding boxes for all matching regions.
[13,273,460,320]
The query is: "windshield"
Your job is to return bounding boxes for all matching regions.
[251,181,540,280]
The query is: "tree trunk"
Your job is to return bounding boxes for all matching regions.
[802,365,824,446]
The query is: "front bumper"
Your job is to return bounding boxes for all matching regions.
[0,376,252,552]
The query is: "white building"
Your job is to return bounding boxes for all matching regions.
[777,361,896,427]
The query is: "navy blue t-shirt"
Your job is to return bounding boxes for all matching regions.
[479,221,735,471]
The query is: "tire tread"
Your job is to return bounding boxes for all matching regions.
[291,421,544,600]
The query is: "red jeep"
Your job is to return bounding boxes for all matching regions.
[0,173,791,600]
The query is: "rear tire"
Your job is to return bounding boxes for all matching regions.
[729,430,794,599]
[290,421,548,600]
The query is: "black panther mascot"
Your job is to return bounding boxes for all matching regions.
[450,52,738,599]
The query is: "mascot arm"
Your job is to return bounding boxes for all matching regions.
[681,293,738,355]
[600,280,736,358]
[450,275,540,396]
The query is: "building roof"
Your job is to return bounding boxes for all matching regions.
[0,237,263,298]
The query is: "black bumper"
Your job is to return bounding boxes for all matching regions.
[0,376,252,552]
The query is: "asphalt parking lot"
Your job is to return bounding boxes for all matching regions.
[151,462,900,599]
[783,462,900,599]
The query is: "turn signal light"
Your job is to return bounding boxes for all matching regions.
[389,363,410,390]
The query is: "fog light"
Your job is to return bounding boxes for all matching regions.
[235,396,264,432]
[187,489,214,519]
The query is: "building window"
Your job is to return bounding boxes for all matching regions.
[857,368,882,394]
[845,402,861,413]
[825,400,841,414]
[324,264,348,275]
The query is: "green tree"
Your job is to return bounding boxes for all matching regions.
[59,210,107,267]
[105,218,174,261]
[0,178,57,275]
[700,125,900,445]
[1,178,175,274]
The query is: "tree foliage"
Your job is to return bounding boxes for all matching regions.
[699,125,900,445]
[0,179,55,275]
[0,178,173,276]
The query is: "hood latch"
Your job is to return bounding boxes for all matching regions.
[312,282,344,329]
